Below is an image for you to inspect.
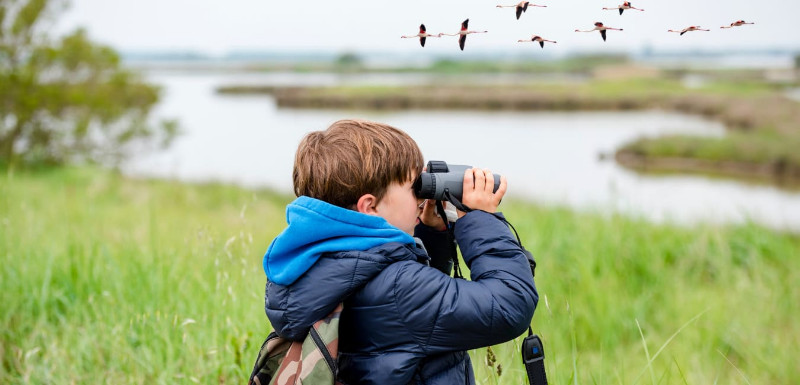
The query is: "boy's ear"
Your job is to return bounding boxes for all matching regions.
[355,194,379,215]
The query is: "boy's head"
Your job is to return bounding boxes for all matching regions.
[293,119,424,210]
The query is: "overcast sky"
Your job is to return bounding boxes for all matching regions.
[56,0,799,56]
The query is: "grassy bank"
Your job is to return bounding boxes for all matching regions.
[616,133,800,184]
[219,77,800,183]
[2,168,799,383]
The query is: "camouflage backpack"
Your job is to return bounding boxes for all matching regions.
[248,304,343,385]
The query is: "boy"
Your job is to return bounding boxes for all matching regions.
[263,119,537,384]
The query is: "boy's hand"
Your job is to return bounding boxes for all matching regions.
[419,199,447,231]
[459,168,507,217]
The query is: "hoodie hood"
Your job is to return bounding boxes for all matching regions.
[263,196,416,285]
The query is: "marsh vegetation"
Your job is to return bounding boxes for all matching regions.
[2,168,798,383]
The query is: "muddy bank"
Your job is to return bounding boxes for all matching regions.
[218,83,800,184]
[219,84,799,134]
[254,86,653,111]
[217,85,280,94]
[616,150,800,185]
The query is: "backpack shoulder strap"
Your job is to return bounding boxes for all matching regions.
[248,331,292,385]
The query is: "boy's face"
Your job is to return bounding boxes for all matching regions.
[375,178,424,235]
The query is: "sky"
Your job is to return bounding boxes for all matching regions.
[55,0,800,56]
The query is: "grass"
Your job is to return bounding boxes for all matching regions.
[2,168,799,384]
[0,167,288,383]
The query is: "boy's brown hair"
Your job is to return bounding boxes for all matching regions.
[293,119,424,208]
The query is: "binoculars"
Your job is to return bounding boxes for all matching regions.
[413,161,502,204]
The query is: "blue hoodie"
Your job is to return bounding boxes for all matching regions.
[263,196,415,286]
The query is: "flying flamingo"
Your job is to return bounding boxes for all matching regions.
[602,1,643,15]
[518,35,557,48]
[440,19,488,51]
[720,20,754,29]
[401,24,441,47]
[575,22,623,42]
[496,1,547,20]
[668,26,710,35]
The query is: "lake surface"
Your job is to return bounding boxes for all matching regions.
[125,72,800,232]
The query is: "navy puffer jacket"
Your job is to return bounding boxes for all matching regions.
[264,197,537,384]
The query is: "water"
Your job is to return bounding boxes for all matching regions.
[125,72,800,232]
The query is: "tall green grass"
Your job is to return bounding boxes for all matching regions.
[473,201,800,384]
[2,168,798,384]
[1,168,287,383]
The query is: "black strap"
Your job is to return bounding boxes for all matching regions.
[491,215,544,384]
[522,328,547,385]
[438,193,546,384]
[434,200,463,279]
[442,189,472,213]
[309,327,338,377]
[492,213,536,277]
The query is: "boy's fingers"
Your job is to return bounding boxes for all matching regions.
[474,167,486,191]
[495,175,508,201]
[483,168,494,193]
[420,199,430,213]
[463,168,474,191]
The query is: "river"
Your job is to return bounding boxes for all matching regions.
[124,71,800,232]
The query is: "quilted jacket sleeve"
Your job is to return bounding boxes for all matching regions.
[392,210,538,354]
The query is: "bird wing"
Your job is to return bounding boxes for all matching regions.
[600,29,607,41]
[420,36,426,47]
[516,6,523,19]
[539,40,544,48]
[420,24,426,33]
[522,2,529,12]
[462,19,469,30]
[619,8,624,15]
[680,30,686,36]
[459,34,467,50]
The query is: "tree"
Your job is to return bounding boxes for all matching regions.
[0,0,177,167]
[334,52,362,72]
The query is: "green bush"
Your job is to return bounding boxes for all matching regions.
[0,0,177,167]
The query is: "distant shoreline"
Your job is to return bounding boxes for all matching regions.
[217,80,800,185]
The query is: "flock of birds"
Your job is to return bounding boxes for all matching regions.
[400,1,755,50]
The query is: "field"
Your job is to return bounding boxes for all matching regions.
[2,168,799,384]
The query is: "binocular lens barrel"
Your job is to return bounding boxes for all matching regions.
[414,162,501,202]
